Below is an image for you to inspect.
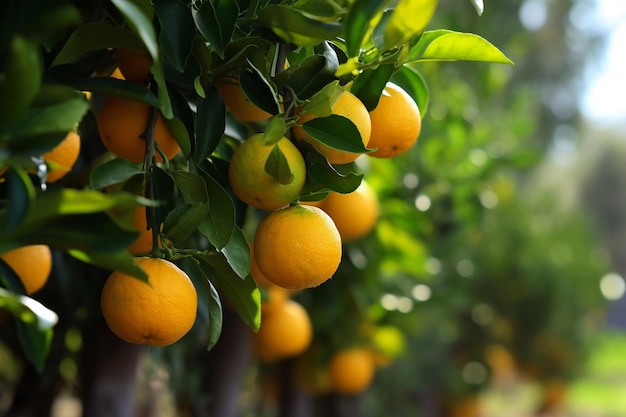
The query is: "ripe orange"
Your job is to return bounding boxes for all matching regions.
[1,245,52,295]
[97,95,180,163]
[252,298,312,362]
[100,257,197,346]
[317,179,379,242]
[293,90,371,165]
[253,204,342,290]
[249,244,290,305]
[115,48,152,83]
[43,130,81,183]
[228,134,306,211]
[328,347,376,394]
[367,82,421,158]
[216,77,273,123]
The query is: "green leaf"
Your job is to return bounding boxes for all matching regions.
[89,158,144,190]
[197,253,261,332]
[205,279,223,350]
[1,168,36,234]
[111,0,159,60]
[154,0,196,72]
[162,202,208,244]
[185,258,223,350]
[391,64,429,115]
[283,41,340,98]
[67,248,148,279]
[194,84,226,163]
[192,0,238,58]
[0,288,58,373]
[301,114,370,154]
[263,116,286,145]
[258,5,343,47]
[0,257,27,294]
[51,22,144,66]
[152,63,174,120]
[302,81,344,116]
[383,0,438,49]
[0,189,146,253]
[344,0,389,57]
[171,171,209,203]
[265,144,295,185]
[198,175,236,250]
[6,98,89,154]
[407,30,514,64]
[304,144,363,193]
[221,226,250,280]
[74,77,161,108]
[350,63,395,111]
[239,66,281,116]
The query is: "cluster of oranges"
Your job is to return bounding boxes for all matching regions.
[223,71,421,395]
[228,75,421,291]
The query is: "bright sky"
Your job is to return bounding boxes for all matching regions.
[579,0,626,125]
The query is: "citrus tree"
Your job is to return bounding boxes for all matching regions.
[0,0,516,415]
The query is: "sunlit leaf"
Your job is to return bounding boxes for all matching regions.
[384,0,438,49]
[407,30,514,64]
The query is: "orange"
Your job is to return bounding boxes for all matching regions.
[216,77,273,123]
[228,133,306,210]
[100,257,197,346]
[252,298,312,362]
[43,130,81,183]
[115,48,152,83]
[97,95,180,163]
[253,204,342,290]
[1,245,52,295]
[328,347,376,394]
[292,90,371,165]
[249,244,290,305]
[367,82,421,158]
[317,179,379,242]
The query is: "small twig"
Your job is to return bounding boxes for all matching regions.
[140,102,161,258]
